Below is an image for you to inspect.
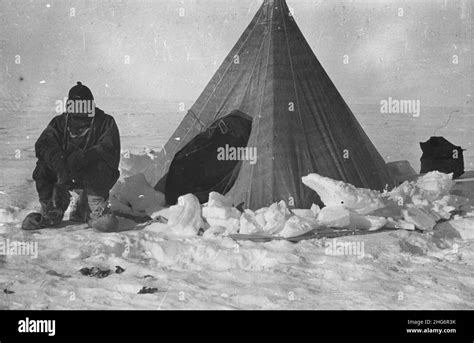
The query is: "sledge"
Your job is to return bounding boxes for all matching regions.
[229,226,398,243]
[454,177,474,183]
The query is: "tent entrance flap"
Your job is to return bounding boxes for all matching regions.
[165,110,252,205]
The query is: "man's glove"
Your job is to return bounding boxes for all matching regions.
[67,150,87,172]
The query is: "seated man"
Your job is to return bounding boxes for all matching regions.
[22,82,121,232]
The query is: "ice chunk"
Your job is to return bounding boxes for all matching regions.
[430,196,456,219]
[240,210,263,235]
[207,192,233,208]
[317,206,386,230]
[317,206,351,228]
[205,217,240,235]
[402,207,437,231]
[347,212,376,230]
[302,173,384,215]
[202,226,227,239]
[365,216,388,231]
[367,201,403,219]
[389,172,456,206]
[416,171,453,200]
[388,180,416,205]
[167,194,203,235]
[119,149,165,187]
[255,211,267,229]
[110,173,165,216]
[262,201,291,234]
[310,204,321,217]
[389,219,416,231]
[447,217,474,240]
[279,216,319,238]
[202,206,241,221]
[202,195,241,235]
[240,202,294,235]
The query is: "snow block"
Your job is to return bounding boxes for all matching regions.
[449,217,474,240]
[119,148,165,187]
[364,216,388,231]
[416,171,454,201]
[167,193,204,235]
[432,221,462,249]
[279,216,319,238]
[317,206,386,230]
[111,173,165,216]
[207,192,233,208]
[202,194,242,235]
[402,207,437,231]
[302,173,384,215]
[262,201,292,234]
[317,206,351,228]
[202,206,241,221]
[202,226,227,239]
[205,218,240,235]
[240,210,263,235]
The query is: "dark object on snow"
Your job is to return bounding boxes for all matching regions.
[156,215,168,224]
[21,185,72,230]
[115,266,125,274]
[79,267,111,278]
[3,289,14,294]
[114,212,152,223]
[154,0,395,210]
[21,212,45,231]
[420,136,465,178]
[46,270,72,278]
[137,286,159,294]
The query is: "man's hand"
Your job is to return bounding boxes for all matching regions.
[67,150,87,172]
[67,148,101,178]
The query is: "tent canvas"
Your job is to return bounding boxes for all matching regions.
[155,0,394,209]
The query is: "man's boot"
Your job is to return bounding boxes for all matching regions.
[21,199,66,230]
[87,195,119,232]
[22,184,70,230]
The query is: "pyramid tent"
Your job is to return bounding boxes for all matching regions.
[155,0,394,209]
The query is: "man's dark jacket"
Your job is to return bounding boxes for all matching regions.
[35,108,121,173]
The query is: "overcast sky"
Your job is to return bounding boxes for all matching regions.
[0,0,471,107]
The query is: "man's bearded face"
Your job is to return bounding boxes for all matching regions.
[66,99,95,118]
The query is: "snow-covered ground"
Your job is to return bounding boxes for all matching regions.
[0,102,473,309]
[0,214,473,310]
